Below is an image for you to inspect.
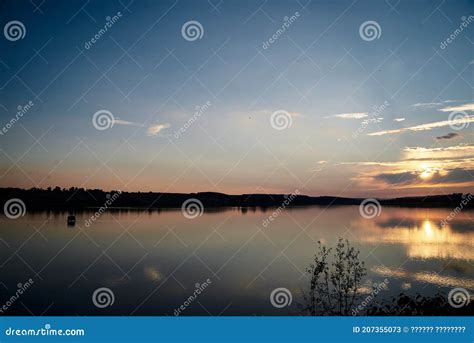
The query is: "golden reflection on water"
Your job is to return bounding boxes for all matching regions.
[372,266,474,289]
[356,212,474,261]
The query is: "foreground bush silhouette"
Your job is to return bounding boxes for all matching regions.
[301,239,473,316]
[302,238,366,315]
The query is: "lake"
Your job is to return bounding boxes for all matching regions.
[0,206,473,315]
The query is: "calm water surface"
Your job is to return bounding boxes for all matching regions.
[1,206,473,315]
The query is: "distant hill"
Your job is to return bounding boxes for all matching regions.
[0,187,472,210]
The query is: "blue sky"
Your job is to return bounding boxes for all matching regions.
[0,0,473,197]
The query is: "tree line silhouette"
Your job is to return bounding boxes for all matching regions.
[0,187,471,210]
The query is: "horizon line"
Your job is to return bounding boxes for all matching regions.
[0,186,471,201]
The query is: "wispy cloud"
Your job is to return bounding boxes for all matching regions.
[113,119,143,127]
[411,102,442,108]
[393,118,405,122]
[411,100,463,109]
[367,116,474,136]
[403,144,474,160]
[111,118,170,136]
[439,103,474,112]
[332,112,368,119]
[147,123,170,136]
[436,132,459,140]
[308,160,328,172]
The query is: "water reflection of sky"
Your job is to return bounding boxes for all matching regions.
[0,206,472,315]
[356,214,474,261]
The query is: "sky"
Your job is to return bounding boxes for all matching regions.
[0,0,473,198]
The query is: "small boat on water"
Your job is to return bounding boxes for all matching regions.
[67,214,76,226]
